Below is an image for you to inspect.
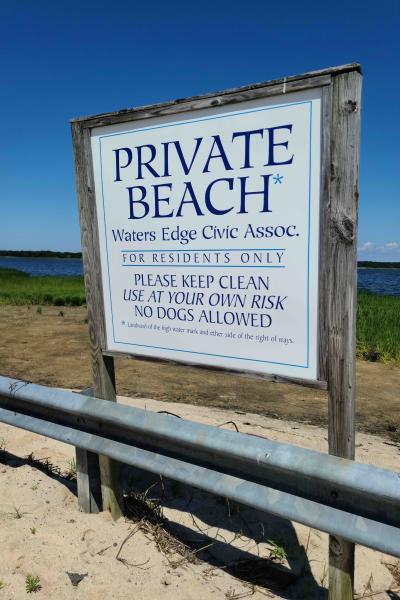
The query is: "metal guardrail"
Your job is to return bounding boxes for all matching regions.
[0,375,399,557]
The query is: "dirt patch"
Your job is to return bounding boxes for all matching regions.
[0,305,399,442]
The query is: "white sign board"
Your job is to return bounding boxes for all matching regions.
[91,89,322,381]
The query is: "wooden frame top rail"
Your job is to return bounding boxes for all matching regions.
[71,63,361,129]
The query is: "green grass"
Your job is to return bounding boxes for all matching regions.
[0,267,85,306]
[25,574,41,594]
[357,289,400,364]
[266,538,288,562]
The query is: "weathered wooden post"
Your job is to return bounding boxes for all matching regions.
[327,69,362,599]
[71,122,124,520]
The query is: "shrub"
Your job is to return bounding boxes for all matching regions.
[25,574,41,593]
[53,297,65,306]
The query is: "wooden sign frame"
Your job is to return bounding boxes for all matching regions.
[71,63,362,598]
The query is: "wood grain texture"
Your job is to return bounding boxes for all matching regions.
[317,85,332,382]
[329,535,355,600]
[76,447,102,513]
[327,70,362,458]
[71,64,360,129]
[71,122,123,521]
[71,75,330,129]
[327,69,362,600]
[75,387,102,513]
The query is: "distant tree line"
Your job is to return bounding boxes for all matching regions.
[0,252,398,268]
[0,250,82,258]
[358,261,400,269]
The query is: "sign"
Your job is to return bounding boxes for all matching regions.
[90,89,322,381]
[73,65,362,591]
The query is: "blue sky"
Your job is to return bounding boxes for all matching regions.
[1,0,399,260]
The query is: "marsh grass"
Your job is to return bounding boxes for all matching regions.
[9,505,29,519]
[357,290,400,364]
[65,458,77,480]
[0,267,85,306]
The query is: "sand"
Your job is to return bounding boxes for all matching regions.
[0,394,399,599]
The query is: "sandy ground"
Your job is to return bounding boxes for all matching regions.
[0,306,399,442]
[0,396,399,599]
[0,305,399,598]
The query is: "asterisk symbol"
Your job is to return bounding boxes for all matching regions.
[273,174,283,184]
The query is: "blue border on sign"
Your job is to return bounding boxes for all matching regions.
[97,100,313,370]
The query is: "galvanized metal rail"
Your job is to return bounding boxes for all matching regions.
[0,375,399,557]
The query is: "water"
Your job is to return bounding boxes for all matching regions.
[1,256,399,296]
[0,256,83,277]
[357,268,400,296]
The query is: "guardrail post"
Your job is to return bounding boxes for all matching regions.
[327,69,362,599]
[93,354,124,520]
[75,388,102,513]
